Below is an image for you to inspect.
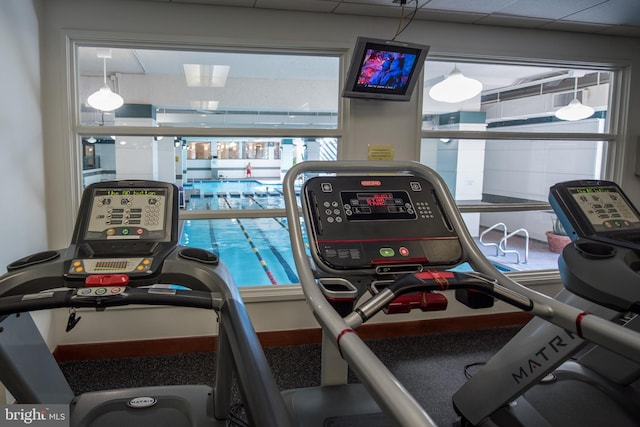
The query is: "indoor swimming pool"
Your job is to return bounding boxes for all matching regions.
[179,180,516,287]
[180,180,303,286]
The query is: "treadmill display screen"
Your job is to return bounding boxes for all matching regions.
[569,186,640,232]
[340,191,416,221]
[84,188,169,240]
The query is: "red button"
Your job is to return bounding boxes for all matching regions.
[85,274,130,287]
[399,247,409,256]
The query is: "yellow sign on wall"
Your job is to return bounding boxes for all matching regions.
[368,144,394,161]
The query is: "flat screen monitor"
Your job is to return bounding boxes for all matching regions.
[342,37,430,101]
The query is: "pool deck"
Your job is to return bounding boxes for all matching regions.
[475,228,561,271]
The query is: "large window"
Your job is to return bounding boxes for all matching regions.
[76,44,341,185]
[421,60,617,272]
[74,42,341,287]
[77,47,339,129]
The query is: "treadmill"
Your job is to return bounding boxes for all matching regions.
[280,161,640,427]
[453,179,640,426]
[0,180,293,427]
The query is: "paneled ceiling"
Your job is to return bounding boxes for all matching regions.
[152,0,640,38]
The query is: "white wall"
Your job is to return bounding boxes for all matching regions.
[0,0,50,402]
[0,1,46,269]
[0,0,59,344]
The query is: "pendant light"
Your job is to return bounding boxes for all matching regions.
[87,49,124,112]
[555,75,594,121]
[429,66,483,103]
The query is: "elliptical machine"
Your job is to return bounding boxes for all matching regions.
[0,180,292,427]
[280,161,640,427]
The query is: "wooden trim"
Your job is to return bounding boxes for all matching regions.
[53,336,218,363]
[53,312,531,362]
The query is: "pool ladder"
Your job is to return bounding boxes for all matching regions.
[479,222,529,264]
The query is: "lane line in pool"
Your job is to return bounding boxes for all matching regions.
[205,202,220,256]
[245,196,301,281]
[253,225,299,283]
[221,197,278,285]
[248,196,310,250]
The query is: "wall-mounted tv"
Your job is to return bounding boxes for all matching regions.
[342,37,430,101]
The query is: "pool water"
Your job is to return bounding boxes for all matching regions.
[180,180,514,287]
[181,180,303,286]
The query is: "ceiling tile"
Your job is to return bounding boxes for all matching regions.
[565,0,640,26]
[500,0,605,20]
[423,0,518,15]
[476,14,554,29]
[135,0,640,38]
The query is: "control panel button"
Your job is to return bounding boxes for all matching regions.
[379,248,395,257]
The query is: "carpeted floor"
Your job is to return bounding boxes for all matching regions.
[58,326,521,426]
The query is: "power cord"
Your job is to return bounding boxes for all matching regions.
[463,362,486,379]
[392,0,419,40]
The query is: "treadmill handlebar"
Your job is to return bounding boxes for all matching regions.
[0,287,218,318]
[0,246,240,300]
[354,271,533,323]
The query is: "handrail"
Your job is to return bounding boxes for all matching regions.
[499,228,530,264]
[479,222,507,256]
[479,223,529,264]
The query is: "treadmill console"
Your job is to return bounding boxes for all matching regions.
[302,175,462,273]
[550,180,640,312]
[549,180,640,250]
[65,180,179,279]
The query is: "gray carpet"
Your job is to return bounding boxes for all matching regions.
[58,326,520,426]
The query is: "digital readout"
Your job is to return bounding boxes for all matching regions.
[84,187,168,240]
[363,193,394,206]
[340,190,416,221]
[569,186,640,231]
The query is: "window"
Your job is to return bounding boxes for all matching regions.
[77,46,339,129]
[76,44,341,185]
[74,42,341,287]
[421,60,617,272]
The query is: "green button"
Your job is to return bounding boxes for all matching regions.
[380,248,395,257]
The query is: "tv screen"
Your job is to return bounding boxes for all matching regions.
[343,37,430,101]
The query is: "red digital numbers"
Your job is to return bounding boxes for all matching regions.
[366,193,391,206]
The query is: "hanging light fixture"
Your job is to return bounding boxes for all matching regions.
[429,66,483,103]
[87,49,124,112]
[555,75,594,121]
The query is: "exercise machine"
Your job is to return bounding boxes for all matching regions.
[281,161,640,426]
[0,180,293,427]
[453,179,640,426]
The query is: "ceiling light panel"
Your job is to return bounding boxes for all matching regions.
[183,64,230,87]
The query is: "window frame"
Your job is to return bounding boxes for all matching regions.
[67,34,348,292]
[69,34,348,175]
[419,55,628,183]
[418,55,629,276]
